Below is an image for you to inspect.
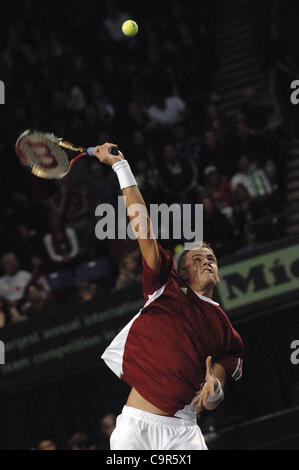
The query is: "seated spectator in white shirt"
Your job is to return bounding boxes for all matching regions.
[0,252,32,304]
[146,93,186,129]
[231,154,273,198]
[43,215,80,267]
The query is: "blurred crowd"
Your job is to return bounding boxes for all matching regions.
[0,0,295,328]
[31,409,223,450]
[32,413,116,450]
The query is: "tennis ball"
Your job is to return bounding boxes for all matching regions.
[122,20,138,37]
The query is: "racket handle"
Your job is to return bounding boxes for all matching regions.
[86,146,119,156]
[86,147,95,156]
[109,146,119,156]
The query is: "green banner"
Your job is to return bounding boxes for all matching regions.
[217,243,299,311]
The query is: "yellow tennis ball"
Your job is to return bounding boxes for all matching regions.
[122,20,138,37]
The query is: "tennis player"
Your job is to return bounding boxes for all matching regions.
[94,143,244,450]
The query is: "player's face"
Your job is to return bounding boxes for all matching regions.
[186,247,219,287]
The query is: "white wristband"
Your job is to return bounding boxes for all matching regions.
[112,160,137,190]
[207,378,223,403]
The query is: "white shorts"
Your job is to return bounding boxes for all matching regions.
[110,406,208,451]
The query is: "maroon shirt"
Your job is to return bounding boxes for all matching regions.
[102,245,244,416]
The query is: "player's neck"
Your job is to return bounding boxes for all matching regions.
[189,282,214,299]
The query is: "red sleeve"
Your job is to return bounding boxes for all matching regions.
[216,319,245,381]
[142,244,175,301]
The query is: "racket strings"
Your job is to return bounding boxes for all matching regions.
[17,133,70,179]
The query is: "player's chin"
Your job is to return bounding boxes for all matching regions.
[201,272,218,286]
[202,271,216,280]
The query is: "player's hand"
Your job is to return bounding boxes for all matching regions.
[93,143,124,166]
[191,356,219,414]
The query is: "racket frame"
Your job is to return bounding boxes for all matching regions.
[15,129,97,179]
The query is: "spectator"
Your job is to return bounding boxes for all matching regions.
[158,143,198,203]
[37,439,57,450]
[204,165,234,219]
[68,84,86,112]
[43,215,80,267]
[232,183,254,248]
[115,250,142,291]
[99,414,116,450]
[30,254,51,292]
[231,154,273,198]
[204,102,229,143]
[49,180,91,242]
[49,180,69,218]
[68,431,91,450]
[0,253,32,304]
[8,301,28,324]
[21,281,55,319]
[0,297,7,328]
[201,196,236,257]
[132,159,160,204]
[199,129,226,178]
[91,81,115,124]
[0,296,27,326]
[146,92,186,129]
[229,114,260,159]
[75,281,97,302]
[64,183,93,256]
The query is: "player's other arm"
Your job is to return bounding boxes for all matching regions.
[192,357,226,412]
[205,361,226,410]
[93,143,160,271]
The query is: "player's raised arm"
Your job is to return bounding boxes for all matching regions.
[93,143,160,271]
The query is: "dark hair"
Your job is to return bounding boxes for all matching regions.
[68,431,89,450]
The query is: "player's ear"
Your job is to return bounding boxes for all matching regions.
[178,266,189,283]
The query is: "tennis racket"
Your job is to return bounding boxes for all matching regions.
[15,129,119,179]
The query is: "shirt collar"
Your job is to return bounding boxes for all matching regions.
[192,290,219,306]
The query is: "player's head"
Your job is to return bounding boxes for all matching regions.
[177,243,219,292]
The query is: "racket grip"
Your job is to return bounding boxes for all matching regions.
[86,147,95,156]
[86,146,119,156]
[109,146,119,156]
